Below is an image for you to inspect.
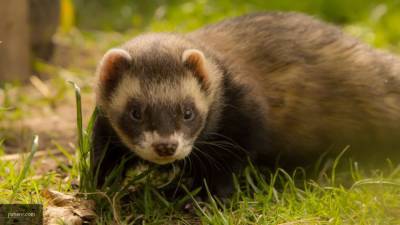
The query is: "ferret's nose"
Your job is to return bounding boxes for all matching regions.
[152,142,178,157]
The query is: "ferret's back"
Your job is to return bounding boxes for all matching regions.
[190,12,400,157]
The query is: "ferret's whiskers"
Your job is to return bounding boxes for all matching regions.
[192,146,227,173]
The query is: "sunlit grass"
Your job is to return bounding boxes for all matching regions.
[0,83,399,224]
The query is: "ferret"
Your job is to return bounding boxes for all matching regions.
[92,12,400,198]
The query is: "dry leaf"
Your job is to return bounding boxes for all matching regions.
[42,189,96,225]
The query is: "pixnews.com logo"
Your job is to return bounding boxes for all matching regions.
[0,204,42,225]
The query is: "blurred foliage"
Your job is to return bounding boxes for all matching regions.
[60,0,75,33]
[69,0,400,49]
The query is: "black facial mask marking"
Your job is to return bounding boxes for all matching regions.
[117,98,204,147]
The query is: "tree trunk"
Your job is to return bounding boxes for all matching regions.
[0,0,30,82]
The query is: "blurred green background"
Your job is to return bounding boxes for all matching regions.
[68,0,400,49]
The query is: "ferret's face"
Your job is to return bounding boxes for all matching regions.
[96,45,221,164]
[108,76,208,165]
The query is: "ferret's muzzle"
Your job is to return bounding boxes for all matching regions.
[152,141,178,157]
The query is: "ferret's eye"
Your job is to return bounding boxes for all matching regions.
[183,108,195,121]
[130,108,142,121]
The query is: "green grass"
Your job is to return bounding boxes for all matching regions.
[72,0,400,49]
[0,84,399,224]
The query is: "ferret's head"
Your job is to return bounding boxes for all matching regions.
[95,35,223,164]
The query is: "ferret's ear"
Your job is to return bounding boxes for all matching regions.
[182,49,209,90]
[97,48,131,92]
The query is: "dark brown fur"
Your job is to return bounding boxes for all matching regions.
[189,12,400,160]
[92,12,400,198]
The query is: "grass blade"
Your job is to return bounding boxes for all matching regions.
[69,81,91,193]
[10,135,39,202]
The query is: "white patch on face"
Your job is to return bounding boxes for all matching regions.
[180,77,209,113]
[107,76,142,115]
[107,74,210,116]
[117,131,193,164]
